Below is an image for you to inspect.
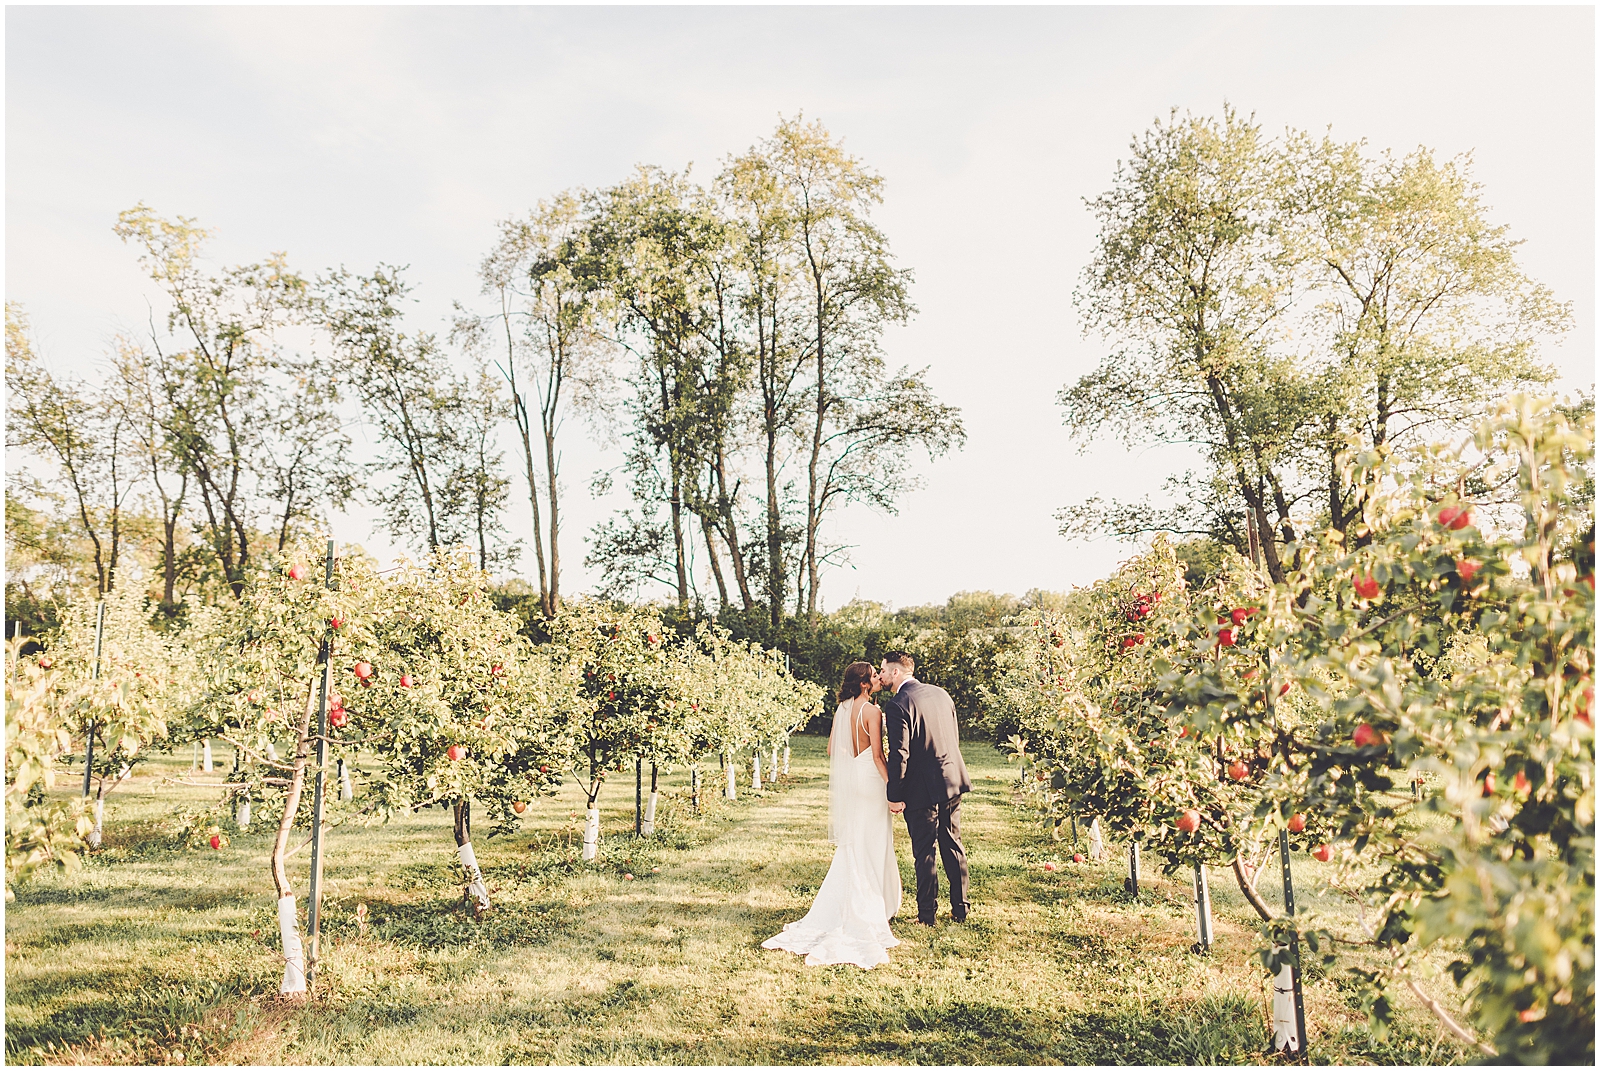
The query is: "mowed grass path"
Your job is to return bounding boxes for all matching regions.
[7,735,1464,1065]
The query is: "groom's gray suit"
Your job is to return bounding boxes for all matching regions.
[884,676,972,923]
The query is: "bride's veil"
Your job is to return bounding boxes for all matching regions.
[829,697,859,845]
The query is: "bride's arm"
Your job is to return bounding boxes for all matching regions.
[868,705,890,784]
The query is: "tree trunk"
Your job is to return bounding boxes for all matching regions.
[543,424,562,614]
[453,798,491,915]
[270,677,319,996]
[702,515,730,609]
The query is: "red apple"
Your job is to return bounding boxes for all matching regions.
[1226,760,1249,781]
[447,745,465,761]
[288,564,306,581]
[209,834,222,850]
[247,690,262,705]
[624,873,634,881]
[1312,844,1332,862]
[539,765,549,773]
[352,662,373,680]
[1072,853,1084,863]
[1438,505,1473,531]
[328,616,344,630]
[37,656,52,670]
[1279,683,1292,697]
[1177,726,1188,738]
[329,693,344,711]
[513,801,527,814]
[1043,861,1056,872]
[1456,559,1481,584]
[1175,809,1201,834]
[491,663,505,677]
[1287,813,1306,833]
[1216,628,1235,647]
[1352,723,1380,748]
[399,674,414,688]
[1353,574,1380,600]
[329,709,349,729]
[1482,772,1496,796]
[1122,634,1145,648]
[1514,771,1531,795]
[607,691,616,701]
[1229,607,1258,626]
[1577,683,1593,726]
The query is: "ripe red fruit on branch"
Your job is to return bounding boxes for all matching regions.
[539,765,549,773]
[1175,809,1201,834]
[1287,813,1306,833]
[1577,683,1593,725]
[607,691,616,701]
[1352,723,1380,747]
[1121,634,1145,648]
[1353,575,1380,599]
[209,834,222,850]
[1226,760,1249,781]
[329,709,349,729]
[328,616,344,630]
[1229,607,1258,626]
[1456,559,1481,584]
[1312,844,1332,862]
[1216,628,1235,647]
[1514,771,1531,795]
[1177,726,1188,738]
[247,690,262,705]
[399,674,414,688]
[447,745,466,761]
[288,564,306,581]
[1482,772,1497,796]
[1278,683,1292,697]
[352,662,374,680]
[37,656,52,670]
[491,664,505,677]
[1437,505,1473,531]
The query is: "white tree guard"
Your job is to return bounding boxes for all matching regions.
[582,806,600,860]
[278,895,307,994]
[458,841,491,911]
[339,761,353,801]
[266,741,280,762]
[237,799,252,829]
[782,745,791,775]
[1271,954,1299,1052]
[117,763,130,781]
[725,759,737,800]
[641,791,658,836]
[201,739,213,773]
[770,745,780,780]
[752,752,762,790]
[1088,817,1104,860]
[88,797,104,848]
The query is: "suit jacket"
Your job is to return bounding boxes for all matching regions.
[884,678,972,808]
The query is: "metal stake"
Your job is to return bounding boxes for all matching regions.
[635,757,643,837]
[1193,862,1213,952]
[1127,840,1140,896]
[82,599,106,797]
[1280,829,1309,1055]
[306,539,335,985]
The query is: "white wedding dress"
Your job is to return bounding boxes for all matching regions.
[762,699,903,968]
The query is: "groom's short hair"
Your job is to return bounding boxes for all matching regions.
[883,651,915,673]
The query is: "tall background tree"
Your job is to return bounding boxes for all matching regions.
[1059,108,1568,576]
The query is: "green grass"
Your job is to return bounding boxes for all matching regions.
[6,737,1468,1064]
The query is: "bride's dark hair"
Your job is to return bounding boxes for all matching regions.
[837,661,874,703]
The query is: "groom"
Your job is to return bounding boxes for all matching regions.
[881,651,972,925]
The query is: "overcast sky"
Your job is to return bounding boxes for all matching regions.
[7,5,1594,610]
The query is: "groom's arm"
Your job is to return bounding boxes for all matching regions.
[885,695,910,805]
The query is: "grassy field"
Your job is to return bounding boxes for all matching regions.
[6,735,1469,1065]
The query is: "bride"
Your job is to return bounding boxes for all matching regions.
[762,661,903,968]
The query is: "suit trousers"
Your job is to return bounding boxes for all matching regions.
[903,796,969,923]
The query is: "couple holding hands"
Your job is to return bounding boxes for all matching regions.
[763,652,971,969]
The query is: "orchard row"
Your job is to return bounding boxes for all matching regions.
[7,548,824,996]
[986,396,1593,1063]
